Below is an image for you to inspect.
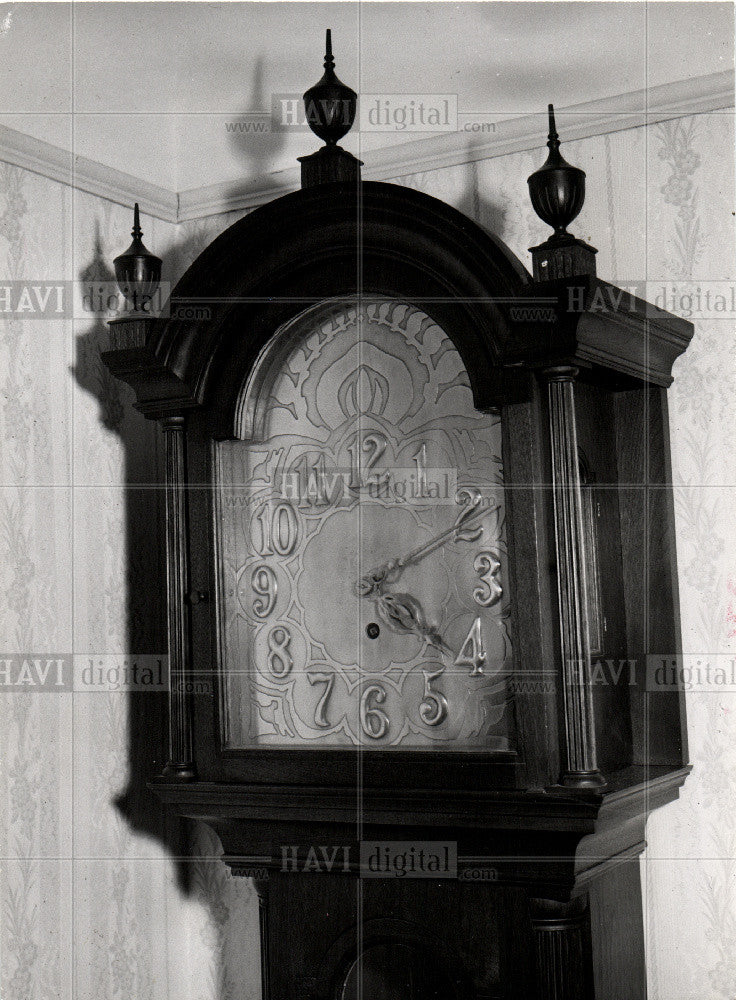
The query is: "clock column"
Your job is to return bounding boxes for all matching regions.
[531,896,593,1000]
[161,415,197,781]
[544,366,605,790]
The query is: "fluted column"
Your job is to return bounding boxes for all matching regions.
[531,897,592,1000]
[253,878,272,1000]
[161,416,196,780]
[545,367,605,789]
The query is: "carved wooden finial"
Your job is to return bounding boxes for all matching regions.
[113,203,162,307]
[298,30,363,187]
[527,104,597,280]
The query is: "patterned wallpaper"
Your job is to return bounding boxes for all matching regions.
[0,108,733,999]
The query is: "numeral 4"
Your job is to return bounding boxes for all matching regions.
[454,617,486,676]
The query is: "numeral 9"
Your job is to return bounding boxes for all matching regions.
[251,565,277,618]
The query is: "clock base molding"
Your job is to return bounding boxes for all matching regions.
[152,768,688,997]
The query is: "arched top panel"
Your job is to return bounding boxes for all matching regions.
[153,181,532,421]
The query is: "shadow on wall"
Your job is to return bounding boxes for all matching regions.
[72,213,264,1000]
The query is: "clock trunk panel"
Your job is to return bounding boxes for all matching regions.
[214,300,516,751]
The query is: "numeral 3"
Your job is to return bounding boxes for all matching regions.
[473,550,502,607]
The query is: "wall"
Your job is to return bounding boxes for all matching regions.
[0,107,734,999]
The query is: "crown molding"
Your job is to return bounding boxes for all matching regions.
[177,70,735,222]
[366,68,736,180]
[0,122,178,222]
[0,71,732,225]
[177,167,300,222]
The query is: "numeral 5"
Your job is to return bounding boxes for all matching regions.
[419,667,448,726]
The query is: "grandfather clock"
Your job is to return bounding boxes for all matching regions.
[105,35,693,1000]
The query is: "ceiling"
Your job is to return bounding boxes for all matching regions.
[0,1,733,192]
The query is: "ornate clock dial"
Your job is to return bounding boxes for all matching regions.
[216,301,514,749]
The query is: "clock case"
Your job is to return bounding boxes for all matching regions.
[104,178,693,998]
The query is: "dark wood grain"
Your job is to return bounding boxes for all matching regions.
[574,382,632,775]
[500,375,562,789]
[613,388,688,768]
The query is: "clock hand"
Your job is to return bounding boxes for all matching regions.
[357,489,493,597]
[373,591,451,653]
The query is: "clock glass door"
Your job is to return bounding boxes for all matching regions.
[215,300,514,750]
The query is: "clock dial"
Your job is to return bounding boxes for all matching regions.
[216,301,514,749]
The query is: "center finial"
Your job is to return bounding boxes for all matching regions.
[302,29,357,147]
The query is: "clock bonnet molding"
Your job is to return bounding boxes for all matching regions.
[103,33,694,1000]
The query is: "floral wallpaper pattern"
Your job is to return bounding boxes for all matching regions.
[0,109,733,1000]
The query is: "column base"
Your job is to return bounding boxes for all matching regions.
[157,761,197,782]
[560,769,607,791]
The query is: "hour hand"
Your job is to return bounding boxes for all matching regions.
[373,592,450,653]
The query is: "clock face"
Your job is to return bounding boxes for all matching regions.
[215,301,514,750]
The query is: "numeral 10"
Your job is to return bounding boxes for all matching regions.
[255,503,298,556]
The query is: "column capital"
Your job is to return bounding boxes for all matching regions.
[543,364,580,383]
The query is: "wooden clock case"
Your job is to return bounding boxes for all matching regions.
[104,178,693,999]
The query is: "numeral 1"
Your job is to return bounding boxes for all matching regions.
[455,617,486,676]
[412,443,427,497]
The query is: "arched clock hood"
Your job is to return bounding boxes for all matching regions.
[106,177,691,434]
[108,180,537,423]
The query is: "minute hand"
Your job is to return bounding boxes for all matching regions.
[357,490,493,596]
